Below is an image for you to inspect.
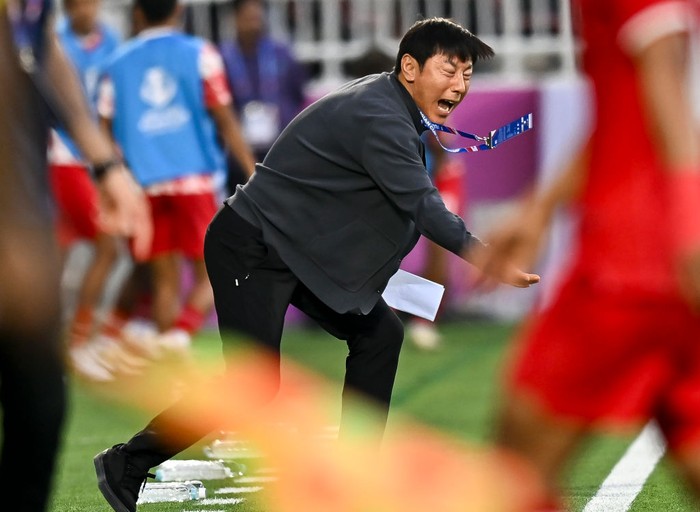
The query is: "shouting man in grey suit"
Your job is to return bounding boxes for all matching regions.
[95,17,539,512]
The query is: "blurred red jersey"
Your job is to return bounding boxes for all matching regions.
[574,0,699,299]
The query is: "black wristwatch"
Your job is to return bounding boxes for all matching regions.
[91,159,122,181]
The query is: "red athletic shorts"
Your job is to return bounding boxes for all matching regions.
[49,163,100,246]
[144,192,218,260]
[506,274,700,452]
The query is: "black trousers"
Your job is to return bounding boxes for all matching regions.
[124,204,404,467]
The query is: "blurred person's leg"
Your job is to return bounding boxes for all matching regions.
[72,232,121,338]
[0,224,66,511]
[496,273,700,508]
[143,194,178,332]
[169,258,213,336]
[494,393,585,504]
[162,191,219,349]
[102,262,154,339]
[673,446,700,500]
[150,252,181,332]
[50,163,121,347]
[656,309,700,504]
[99,263,162,362]
[0,19,68,508]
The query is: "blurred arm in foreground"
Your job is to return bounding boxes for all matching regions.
[45,29,152,259]
[485,1,700,509]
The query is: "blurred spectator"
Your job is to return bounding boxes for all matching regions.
[0,0,150,508]
[344,45,394,77]
[48,0,128,382]
[482,0,700,508]
[219,0,308,193]
[94,0,255,363]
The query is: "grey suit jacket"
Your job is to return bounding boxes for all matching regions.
[227,72,477,314]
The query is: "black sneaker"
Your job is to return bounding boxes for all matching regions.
[94,444,155,512]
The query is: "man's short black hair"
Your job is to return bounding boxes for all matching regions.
[135,0,178,23]
[393,17,494,74]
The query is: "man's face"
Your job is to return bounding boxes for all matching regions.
[65,0,100,35]
[235,0,265,45]
[408,53,472,123]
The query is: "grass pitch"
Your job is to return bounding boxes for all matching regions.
[47,319,697,511]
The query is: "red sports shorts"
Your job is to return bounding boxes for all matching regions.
[144,191,218,260]
[49,163,100,246]
[506,273,700,451]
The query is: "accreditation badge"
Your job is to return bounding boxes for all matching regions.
[241,100,280,150]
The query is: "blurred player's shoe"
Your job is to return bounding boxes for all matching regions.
[157,328,192,357]
[93,335,150,376]
[408,320,442,350]
[69,343,114,382]
[120,319,162,360]
[94,443,155,512]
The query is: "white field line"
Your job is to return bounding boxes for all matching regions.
[235,475,278,483]
[582,421,666,512]
[197,497,246,506]
[215,486,264,494]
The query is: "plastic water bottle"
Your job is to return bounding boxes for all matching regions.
[203,438,262,460]
[137,480,205,504]
[154,459,239,481]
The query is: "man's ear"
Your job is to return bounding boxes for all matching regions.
[400,54,418,83]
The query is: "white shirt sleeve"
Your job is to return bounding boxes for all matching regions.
[618,1,695,55]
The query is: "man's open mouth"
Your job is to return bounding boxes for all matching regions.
[437,99,456,114]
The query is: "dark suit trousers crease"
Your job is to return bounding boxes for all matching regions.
[123,205,404,466]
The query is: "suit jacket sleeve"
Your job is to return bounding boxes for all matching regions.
[359,111,474,255]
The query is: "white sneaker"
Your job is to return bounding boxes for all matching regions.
[157,329,192,357]
[92,335,149,376]
[120,319,162,360]
[69,343,114,382]
[408,321,442,350]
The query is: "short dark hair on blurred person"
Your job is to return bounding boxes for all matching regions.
[232,0,265,13]
[135,0,178,23]
[393,17,494,74]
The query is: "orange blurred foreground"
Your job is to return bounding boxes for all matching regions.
[88,347,547,511]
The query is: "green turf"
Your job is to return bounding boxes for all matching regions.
[45,320,697,511]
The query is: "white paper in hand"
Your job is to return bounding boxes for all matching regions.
[381,269,445,321]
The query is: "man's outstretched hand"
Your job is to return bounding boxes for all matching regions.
[466,242,540,290]
[462,202,549,291]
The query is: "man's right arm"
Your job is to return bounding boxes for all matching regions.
[465,146,588,290]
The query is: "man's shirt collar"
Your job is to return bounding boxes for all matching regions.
[390,72,427,134]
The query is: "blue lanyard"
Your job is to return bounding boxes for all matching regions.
[420,110,533,153]
[7,0,51,72]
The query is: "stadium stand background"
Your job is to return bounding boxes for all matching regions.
[58,0,588,321]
